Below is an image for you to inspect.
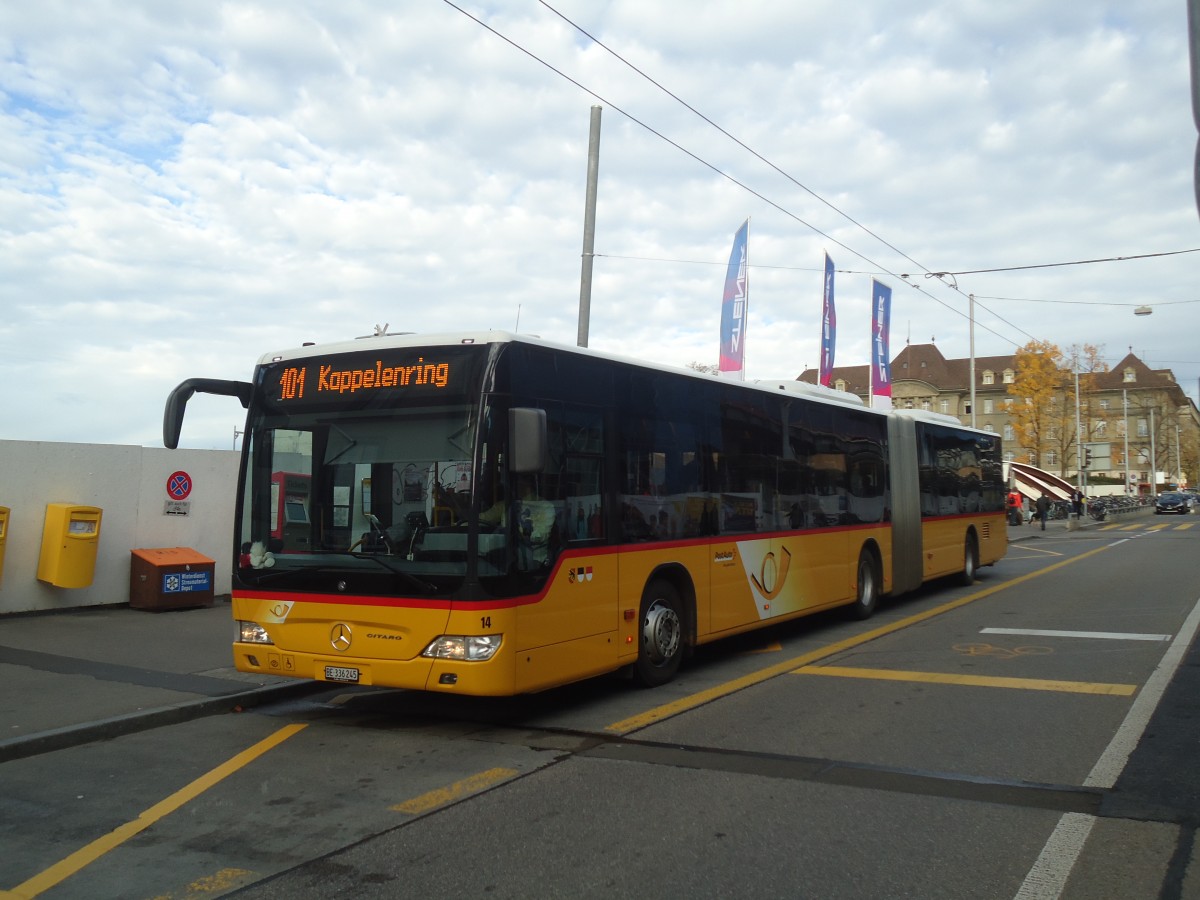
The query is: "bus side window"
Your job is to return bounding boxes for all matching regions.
[566,456,603,540]
[512,476,560,571]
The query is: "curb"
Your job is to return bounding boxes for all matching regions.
[0,680,321,764]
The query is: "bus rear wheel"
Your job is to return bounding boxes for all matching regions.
[849,550,879,620]
[635,580,684,687]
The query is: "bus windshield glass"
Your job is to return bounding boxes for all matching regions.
[236,344,491,597]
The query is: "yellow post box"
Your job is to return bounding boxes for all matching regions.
[37,504,103,588]
[0,506,9,586]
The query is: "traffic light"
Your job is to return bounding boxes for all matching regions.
[1083,448,1092,468]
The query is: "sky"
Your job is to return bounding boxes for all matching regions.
[2,1,1198,449]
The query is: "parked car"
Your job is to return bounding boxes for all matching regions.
[1155,491,1190,514]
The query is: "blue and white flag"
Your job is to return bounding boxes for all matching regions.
[870,279,892,409]
[819,253,836,386]
[718,220,749,380]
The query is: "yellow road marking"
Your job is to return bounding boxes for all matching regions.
[1120,523,1144,531]
[392,767,518,815]
[1178,523,1195,530]
[605,541,1118,735]
[3,724,306,900]
[1006,544,1064,558]
[793,664,1136,696]
[1145,524,1169,532]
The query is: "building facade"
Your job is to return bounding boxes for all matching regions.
[799,343,1200,492]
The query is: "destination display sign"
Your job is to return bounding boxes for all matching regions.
[258,345,487,410]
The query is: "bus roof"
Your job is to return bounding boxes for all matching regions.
[891,406,994,435]
[255,330,884,416]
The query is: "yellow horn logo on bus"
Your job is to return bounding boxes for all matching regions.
[751,546,792,600]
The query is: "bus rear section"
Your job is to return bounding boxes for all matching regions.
[888,410,1007,597]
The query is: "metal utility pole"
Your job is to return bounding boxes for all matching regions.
[1150,406,1157,494]
[968,293,976,429]
[1188,0,1200,219]
[1175,423,1182,487]
[1074,363,1083,492]
[1123,390,1131,495]
[577,106,602,348]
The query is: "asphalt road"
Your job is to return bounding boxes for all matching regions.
[3,516,1199,899]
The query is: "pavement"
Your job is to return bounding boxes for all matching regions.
[0,596,313,763]
[0,508,1149,765]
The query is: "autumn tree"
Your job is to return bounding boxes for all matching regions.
[1007,340,1076,474]
[1181,422,1200,488]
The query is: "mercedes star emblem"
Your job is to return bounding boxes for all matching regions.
[330,623,352,652]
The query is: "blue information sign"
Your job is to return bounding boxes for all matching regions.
[162,571,212,593]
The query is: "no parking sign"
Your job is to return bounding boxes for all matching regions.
[165,470,192,516]
[167,471,192,500]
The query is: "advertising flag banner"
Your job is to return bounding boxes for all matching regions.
[718,220,749,379]
[870,279,893,409]
[819,253,836,386]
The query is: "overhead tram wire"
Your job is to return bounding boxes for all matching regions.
[537,2,1199,349]
[536,0,929,278]
[440,0,858,262]
[535,0,1043,350]
[442,0,1026,349]
[593,253,881,275]
[976,294,1200,308]
[934,247,1200,276]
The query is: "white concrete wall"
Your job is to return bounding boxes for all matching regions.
[0,441,239,614]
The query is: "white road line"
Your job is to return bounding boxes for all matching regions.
[1012,595,1200,899]
[982,628,1171,642]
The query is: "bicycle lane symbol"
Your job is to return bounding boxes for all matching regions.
[953,643,1053,660]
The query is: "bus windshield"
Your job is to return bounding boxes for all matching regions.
[237,403,484,596]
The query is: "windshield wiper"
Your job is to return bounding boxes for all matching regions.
[347,553,440,593]
[240,566,312,586]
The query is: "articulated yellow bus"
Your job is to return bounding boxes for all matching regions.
[164,331,1006,696]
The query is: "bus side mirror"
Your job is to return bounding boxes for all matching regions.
[509,407,547,473]
[163,379,253,449]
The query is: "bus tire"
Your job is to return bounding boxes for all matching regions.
[634,579,684,687]
[960,534,979,586]
[849,550,879,620]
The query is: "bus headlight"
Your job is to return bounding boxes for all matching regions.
[237,621,274,645]
[421,634,502,661]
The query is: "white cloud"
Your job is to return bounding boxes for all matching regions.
[0,0,1196,449]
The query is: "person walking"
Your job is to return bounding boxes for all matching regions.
[1036,492,1050,531]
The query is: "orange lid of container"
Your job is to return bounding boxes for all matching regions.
[130,547,215,565]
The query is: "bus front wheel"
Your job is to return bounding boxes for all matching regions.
[849,550,879,620]
[959,534,979,586]
[635,580,684,687]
